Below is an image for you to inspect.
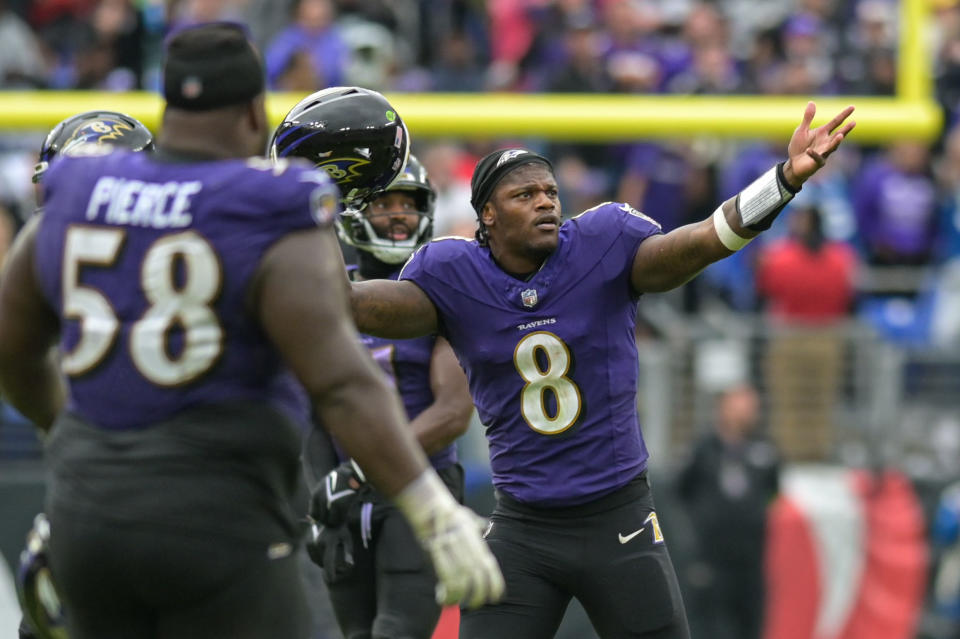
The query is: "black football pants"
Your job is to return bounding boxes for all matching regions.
[325,463,464,639]
[47,512,310,639]
[460,474,690,639]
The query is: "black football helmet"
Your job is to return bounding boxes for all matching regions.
[16,514,67,639]
[269,87,410,209]
[338,154,435,264]
[33,110,154,183]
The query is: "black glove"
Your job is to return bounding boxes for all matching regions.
[306,522,356,584]
[309,460,365,527]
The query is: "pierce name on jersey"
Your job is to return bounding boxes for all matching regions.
[84,176,201,229]
[35,151,338,430]
[400,202,661,507]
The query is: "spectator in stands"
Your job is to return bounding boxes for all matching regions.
[420,142,477,238]
[168,0,244,21]
[773,13,837,94]
[543,12,611,94]
[599,0,666,93]
[667,40,745,95]
[678,383,780,639]
[484,0,539,91]
[265,0,347,89]
[838,0,897,95]
[934,0,960,128]
[616,142,692,232]
[70,30,134,91]
[333,0,397,31]
[853,141,939,265]
[87,0,143,88]
[234,0,295,51]
[272,48,320,92]
[741,27,784,94]
[937,121,960,260]
[758,203,858,321]
[0,0,46,87]
[757,202,857,461]
[338,17,396,91]
[682,2,731,51]
[431,29,485,92]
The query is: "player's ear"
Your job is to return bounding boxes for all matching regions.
[247,93,268,136]
[481,203,496,228]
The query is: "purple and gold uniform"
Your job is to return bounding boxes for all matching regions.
[403,201,690,639]
[352,269,458,472]
[32,149,339,639]
[400,201,659,507]
[311,268,463,639]
[35,151,334,431]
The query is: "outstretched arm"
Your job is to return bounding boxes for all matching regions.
[350,278,439,339]
[631,102,856,293]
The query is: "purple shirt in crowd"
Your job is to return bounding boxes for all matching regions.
[264,24,347,88]
[853,157,938,261]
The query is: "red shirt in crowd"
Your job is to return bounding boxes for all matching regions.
[757,239,857,323]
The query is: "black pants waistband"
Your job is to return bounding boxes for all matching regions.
[495,471,649,519]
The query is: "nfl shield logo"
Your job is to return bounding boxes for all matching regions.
[521,288,538,308]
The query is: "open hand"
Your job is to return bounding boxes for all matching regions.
[785,102,856,186]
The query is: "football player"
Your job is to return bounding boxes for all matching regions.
[274,93,475,639]
[346,102,856,638]
[0,23,501,639]
[17,108,154,639]
[31,110,154,203]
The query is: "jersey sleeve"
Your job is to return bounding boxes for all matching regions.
[397,240,441,302]
[398,237,475,335]
[571,201,663,284]
[265,160,340,233]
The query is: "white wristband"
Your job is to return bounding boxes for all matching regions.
[712,207,753,251]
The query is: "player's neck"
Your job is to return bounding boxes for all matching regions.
[488,245,549,281]
[158,110,254,160]
[156,137,246,161]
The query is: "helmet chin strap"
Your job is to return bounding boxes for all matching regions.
[357,249,399,280]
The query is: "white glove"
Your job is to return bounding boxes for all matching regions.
[394,469,505,608]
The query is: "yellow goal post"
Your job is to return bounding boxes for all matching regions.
[0,0,941,143]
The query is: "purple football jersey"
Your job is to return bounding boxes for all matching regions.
[360,269,457,470]
[332,268,458,470]
[400,202,661,507]
[35,150,339,430]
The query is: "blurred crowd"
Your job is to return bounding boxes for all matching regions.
[0,0,958,349]
[3,3,960,636]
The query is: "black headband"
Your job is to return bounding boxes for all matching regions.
[470,148,553,214]
[163,22,265,111]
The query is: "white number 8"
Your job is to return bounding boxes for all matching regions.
[61,226,223,385]
[513,331,582,434]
